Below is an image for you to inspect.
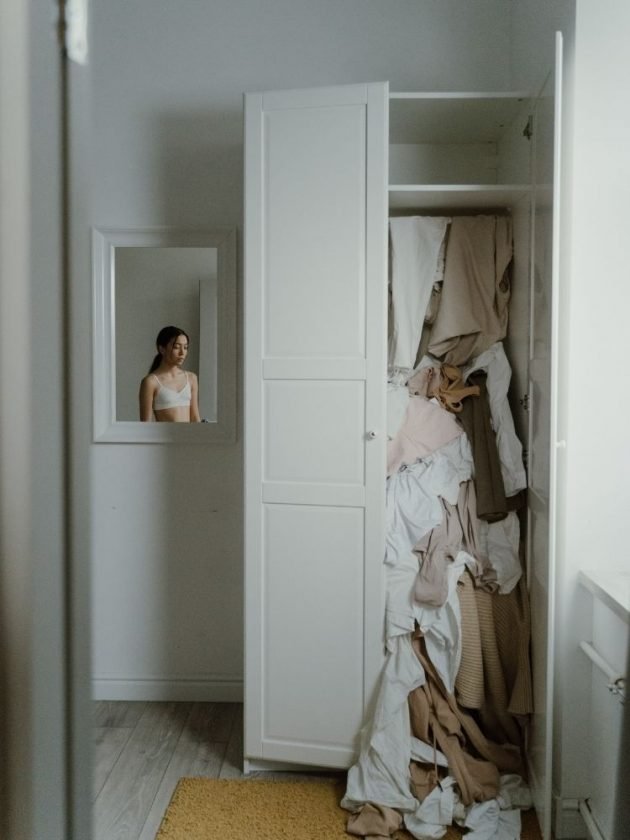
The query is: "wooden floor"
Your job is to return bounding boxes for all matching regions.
[93,700,335,840]
[93,700,247,840]
[93,701,540,839]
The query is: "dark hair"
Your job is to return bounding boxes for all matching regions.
[148,326,190,373]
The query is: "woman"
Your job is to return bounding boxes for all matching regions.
[139,326,201,422]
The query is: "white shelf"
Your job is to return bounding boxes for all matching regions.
[579,569,630,625]
[389,92,532,145]
[389,91,531,99]
[388,184,531,210]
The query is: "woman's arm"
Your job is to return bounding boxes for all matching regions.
[139,376,156,421]
[190,372,201,422]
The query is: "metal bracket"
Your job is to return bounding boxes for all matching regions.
[522,114,534,140]
[519,393,530,411]
[607,676,627,703]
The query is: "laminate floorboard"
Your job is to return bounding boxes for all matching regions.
[93,727,134,801]
[94,701,148,729]
[92,701,330,840]
[137,704,237,840]
[93,702,191,840]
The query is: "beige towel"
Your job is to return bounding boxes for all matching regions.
[346,802,403,838]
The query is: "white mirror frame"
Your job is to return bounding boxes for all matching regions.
[92,226,237,443]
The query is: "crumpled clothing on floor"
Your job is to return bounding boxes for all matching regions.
[346,801,403,839]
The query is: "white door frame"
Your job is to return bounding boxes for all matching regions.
[0,2,92,838]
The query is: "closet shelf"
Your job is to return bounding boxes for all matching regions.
[389,93,531,145]
[388,184,531,210]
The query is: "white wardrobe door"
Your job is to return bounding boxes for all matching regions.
[527,33,563,840]
[244,82,388,768]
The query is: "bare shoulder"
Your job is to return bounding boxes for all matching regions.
[188,371,198,384]
[140,373,158,392]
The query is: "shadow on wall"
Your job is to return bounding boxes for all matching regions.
[158,444,243,691]
[152,109,244,228]
[91,105,244,703]
[150,109,244,690]
[613,643,630,839]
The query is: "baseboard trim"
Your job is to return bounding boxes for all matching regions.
[553,794,588,839]
[92,676,243,702]
[243,758,329,774]
[578,801,607,840]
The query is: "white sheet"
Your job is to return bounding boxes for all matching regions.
[385,436,473,641]
[463,343,527,497]
[389,216,450,371]
[342,633,425,813]
[478,512,522,594]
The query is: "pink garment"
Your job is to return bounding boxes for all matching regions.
[387,396,463,477]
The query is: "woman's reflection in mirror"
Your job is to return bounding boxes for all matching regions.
[139,326,201,422]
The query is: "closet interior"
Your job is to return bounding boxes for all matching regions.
[342,90,544,840]
[244,78,556,839]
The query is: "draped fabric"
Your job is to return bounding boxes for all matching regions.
[344,214,531,840]
[428,216,513,366]
[389,216,450,371]
[458,370,509,522]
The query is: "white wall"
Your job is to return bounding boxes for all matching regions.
[513,2,630,837]
[90,0,514,699]
[558,1,630,835]
[509,0,575,93]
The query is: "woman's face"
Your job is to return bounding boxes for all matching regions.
[160,334,188,367]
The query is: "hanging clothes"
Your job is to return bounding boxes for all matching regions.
[458,370,509,523]
[389,216,450,371]
[385,436,473,640]
[407,363,480,413]
[415,343,527,498]
[455,569,533,748]
[413,479,497,610]
[344,213,532,840]
[408,635,523,805]
[462,343,527,497]
[478,513,522,595]
[428,216,512,366]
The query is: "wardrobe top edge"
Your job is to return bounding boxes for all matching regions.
[389,91,531,101]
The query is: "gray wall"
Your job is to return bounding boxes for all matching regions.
[509,0,575,91]
[90,0,515,698]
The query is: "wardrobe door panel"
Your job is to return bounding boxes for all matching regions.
[245,82,388,769]
[264,380,365,485]
[264,106,366,359]
[262,504,364,756]
[526,34,563,840]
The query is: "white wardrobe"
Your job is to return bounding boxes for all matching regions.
[244,36,562,840]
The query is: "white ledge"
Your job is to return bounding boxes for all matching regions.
[579,569,630,625]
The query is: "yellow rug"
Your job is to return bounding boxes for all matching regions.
[155,778,542,839]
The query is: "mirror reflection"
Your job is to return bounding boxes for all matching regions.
[139,326,200,422]
[114,246,218,422]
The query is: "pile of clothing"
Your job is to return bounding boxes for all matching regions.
[341,216,533,840]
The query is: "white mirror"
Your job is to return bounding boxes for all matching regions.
[92,227,237,443]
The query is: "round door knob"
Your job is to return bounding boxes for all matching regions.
[367,430,378,440]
